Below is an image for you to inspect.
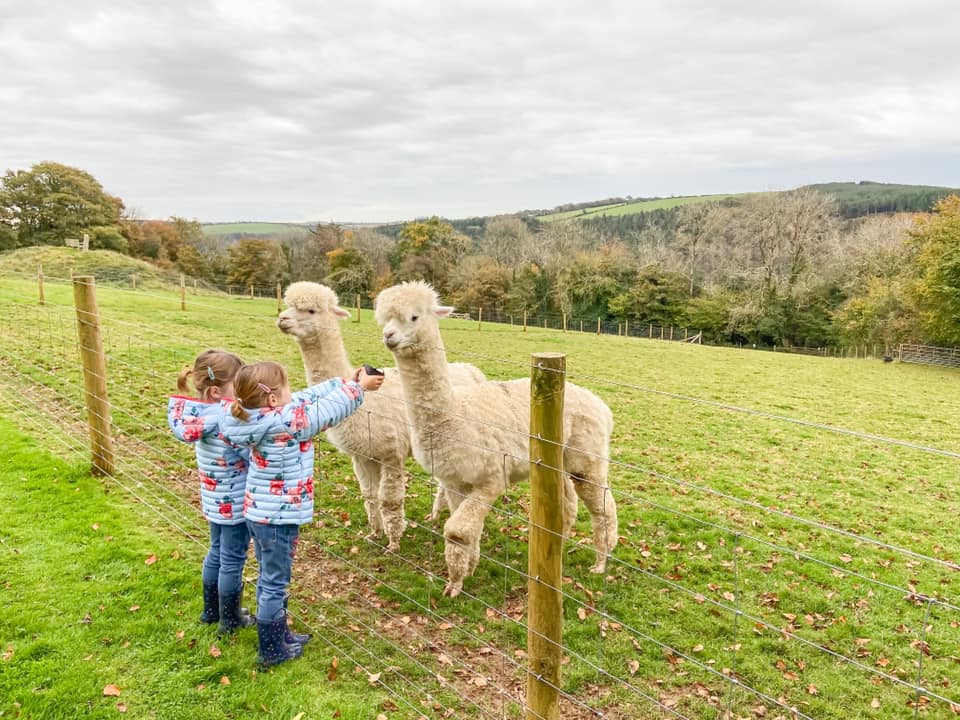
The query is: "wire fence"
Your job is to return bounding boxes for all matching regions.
[2,269,959,719]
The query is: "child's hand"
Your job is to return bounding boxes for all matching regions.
[356,367,385,392]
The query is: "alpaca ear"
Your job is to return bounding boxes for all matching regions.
[333,306,351,319]
[435,306,454,318]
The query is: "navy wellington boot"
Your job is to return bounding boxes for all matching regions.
[256,617,303,668]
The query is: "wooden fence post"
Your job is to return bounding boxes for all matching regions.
[523,310,528,333]
[249,284,254,299]
[596,317,601,335]
[478,306,483,331]
[38,264,45,305]
[130,274,137,290]
[355,294,361,323]
[193,278,198,295]
[527,352,565,720]
[277,282,283,314]
[180,274,186,311]
[624,318,629,337]
[562,313,567,333]
[73,276,115,476]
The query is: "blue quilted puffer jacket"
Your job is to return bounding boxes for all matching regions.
[167,396,249,525]
[219,378,364,526]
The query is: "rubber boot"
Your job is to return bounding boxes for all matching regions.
[218,590,255,634]
[283,595,310,645]
[199,582,219,624]
[257,617,303,668]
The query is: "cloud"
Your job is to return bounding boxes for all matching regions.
[2,0,959,222]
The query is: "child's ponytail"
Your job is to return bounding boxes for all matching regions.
[177,366,193,393]
[231,399,250,421]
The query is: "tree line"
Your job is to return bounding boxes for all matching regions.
[3,161,960,350]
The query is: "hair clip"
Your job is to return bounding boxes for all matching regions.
[257,382,272,394]
[206,366,216,381]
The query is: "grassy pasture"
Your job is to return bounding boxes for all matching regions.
[537,193,740,222]
[1,266,959,719]
[201,222,313,237]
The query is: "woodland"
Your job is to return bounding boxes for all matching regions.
[3,161,960,350]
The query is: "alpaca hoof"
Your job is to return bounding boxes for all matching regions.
[443,581,462,598]
[385,540,399,553]
[424,512,437,522]
[590,560,607,574]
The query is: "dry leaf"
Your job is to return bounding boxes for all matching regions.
[291,713,305,720]
[209,644,221,658]
[377,715,388,720]
[103,684,122,697]
[128,606,140,612]
[437,653,452,666]
[627,660,639,675]
[368,672,381,684]
[145,554,157,565]
[116,703,127,713]
[870,698,880,709]
[328,656,339,681]
[219,676,230,685]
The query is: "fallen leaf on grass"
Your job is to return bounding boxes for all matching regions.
[128,606,140,612]
[368,672,381,684]
[871,698,880,709]
[102,684,122,697]
[219,676,230,685]
[291,713,305,720]
[116,703,127,713]
[209,645,221,658]
[145,554,157,565]
[328,656,339,681]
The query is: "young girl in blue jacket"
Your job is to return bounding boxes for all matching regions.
[221,360,384,667]
[167,349,253,635]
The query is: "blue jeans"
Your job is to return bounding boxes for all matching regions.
[247,522,300,622]
[201,522,251,596]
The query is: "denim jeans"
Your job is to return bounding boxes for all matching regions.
[247,522,300,622]
[201,521,251,596]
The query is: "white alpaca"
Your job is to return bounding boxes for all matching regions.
[277,282,485,551]
[374,281,619,597]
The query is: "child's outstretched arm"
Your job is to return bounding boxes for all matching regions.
[167,396,218,443]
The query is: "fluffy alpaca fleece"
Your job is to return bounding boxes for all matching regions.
[277,282,485,551]
[374,280,619,598]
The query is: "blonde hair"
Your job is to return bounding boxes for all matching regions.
[231,361,289,421]
[177,349,244,401]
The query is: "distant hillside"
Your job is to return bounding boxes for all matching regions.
[0,246,183,289]
[533,181,960,226]
[537,193,740,222]
[201,222,312,239]
[800,181,960,218]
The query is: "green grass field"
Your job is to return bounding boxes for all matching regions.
[201,222,313,237]
[2,252,958,719]
[536,194,740,222]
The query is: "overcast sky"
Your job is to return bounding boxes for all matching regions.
[2,1,958,223]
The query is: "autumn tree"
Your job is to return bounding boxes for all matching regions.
[325,245,373,299]
[0,162,126,251]
[908,194,960,344]
[391,217,469,294]
[282,223,346,282]
[227,238,288,289]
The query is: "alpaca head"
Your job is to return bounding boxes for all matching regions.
[277,281,351,341]
[374,281,453,356]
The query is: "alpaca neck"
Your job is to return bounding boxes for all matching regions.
[297,328,353,385]
[394,345,455,430]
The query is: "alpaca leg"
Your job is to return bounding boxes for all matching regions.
[352,457,384,540]
[442,485,499,598]
[378,458,408,552]
[570,471,619,574]
[427,483,446,522]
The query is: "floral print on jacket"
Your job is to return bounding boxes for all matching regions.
[167,396,249,525]
[220,378,364,526]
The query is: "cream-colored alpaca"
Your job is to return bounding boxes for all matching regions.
[277,282,484,551]
[375,281,619,597]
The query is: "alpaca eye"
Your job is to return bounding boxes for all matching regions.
[308,309,316,314]
[411,315,419,322]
